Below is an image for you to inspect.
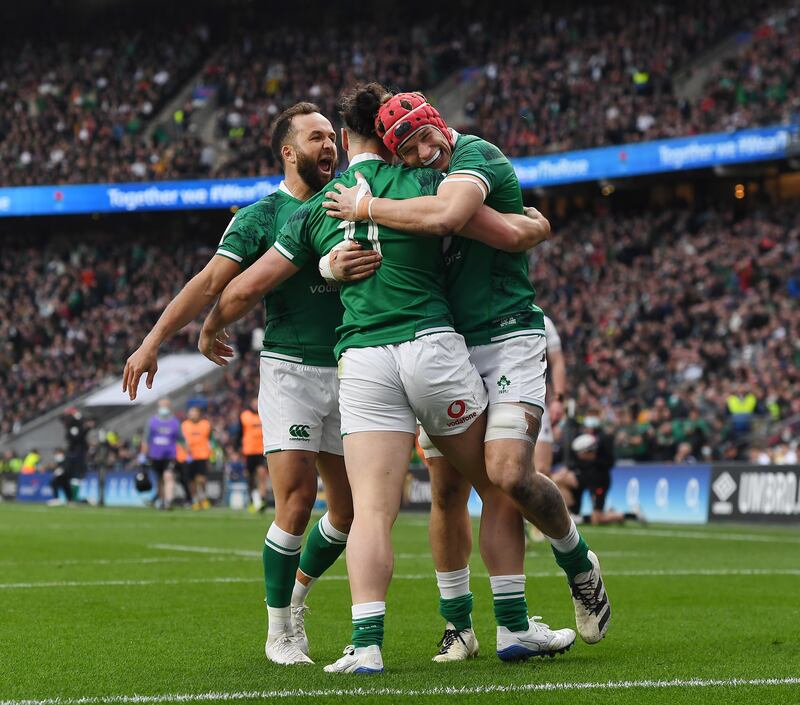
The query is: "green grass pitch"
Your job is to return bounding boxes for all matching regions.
[1,503,799,705]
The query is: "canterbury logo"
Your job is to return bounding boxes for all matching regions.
[289,424,311,439]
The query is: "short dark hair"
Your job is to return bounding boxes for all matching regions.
[337,83,392,138]
[270,102,321,168]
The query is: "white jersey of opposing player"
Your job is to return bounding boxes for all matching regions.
[544,315,562,355]
[539,315,562,444]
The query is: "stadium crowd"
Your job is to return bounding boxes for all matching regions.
[2,202,799,465]
[0,22,211,186]
[1,2,798,186]
[465,1,800,156]
[0,231,261,438]
[532,202,800,462]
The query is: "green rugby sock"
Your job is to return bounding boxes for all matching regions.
[297,513,347,582]
[352,601,385,648]
[491,575,530,632]
[435,567,473,631]
[440,594,473,631]
[552,536,593,582]
[263,522,302,608]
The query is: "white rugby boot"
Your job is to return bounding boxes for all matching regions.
[496,616,576,661]
[323,644,384,674]
[291,604,310,655]
[264,632,314,665]
[569,550,611,644]
[432,623,479,662]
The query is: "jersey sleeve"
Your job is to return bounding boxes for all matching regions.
[544,316,562,352]
[274,204,314,268]
[216,210,269,268]
[445,139,506,199]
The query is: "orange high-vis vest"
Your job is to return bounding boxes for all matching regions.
[240,409,264,456]
[181,419,212,460]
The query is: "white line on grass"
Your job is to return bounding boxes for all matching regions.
[595,527,800,544]
[0,556,241,567]
[148,543,435,560]
[149,544,261,557]
[2,677,798,704]
[3,568,800,590]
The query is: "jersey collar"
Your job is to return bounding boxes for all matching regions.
[348,152,386,168]
[278,180,298,199]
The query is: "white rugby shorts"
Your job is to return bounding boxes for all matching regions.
[419,334,547,458]
[469,335,547,408]
[259,356,344,455]
[338,332,487,436]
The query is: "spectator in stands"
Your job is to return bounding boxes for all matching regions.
[21,449,40,473]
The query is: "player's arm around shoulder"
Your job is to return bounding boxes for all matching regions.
[322,169,483,237]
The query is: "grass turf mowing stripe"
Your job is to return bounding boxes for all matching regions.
[597,527,800,543]
[2,568,799,590]
[2,677,798,704]
[149,543,438,560]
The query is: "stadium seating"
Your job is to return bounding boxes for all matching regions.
[1,3,797,186]
[2,204,798,463]
[0,23,211,186]
[464,2,799,156]
[0,233,262,437]
[530,203,800,461]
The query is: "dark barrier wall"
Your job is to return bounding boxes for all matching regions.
[709,464,800,523]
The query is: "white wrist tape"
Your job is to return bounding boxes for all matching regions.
[318,251,336,283]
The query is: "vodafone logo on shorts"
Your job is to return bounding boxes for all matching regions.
[446,400,477,428]
[447,400,466,419]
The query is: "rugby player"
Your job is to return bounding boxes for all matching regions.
[199,83,574,674]
[122,103,370,665]
[323,93,610,653]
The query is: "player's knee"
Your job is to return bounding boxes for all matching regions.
[485,403,540,444]
[277,484,316,533]
[487,454,534,504]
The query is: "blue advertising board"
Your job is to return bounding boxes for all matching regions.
[16,472,55,502]
[0,124,796,217]
[513,124,798,188]
[77,470,157,507]
[0,177,281,217]
[580,464,711,524]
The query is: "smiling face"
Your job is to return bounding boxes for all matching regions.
[396,126,453,171]
[284,112,338,193]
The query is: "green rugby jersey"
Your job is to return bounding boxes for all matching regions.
[443,131,544,346]
[275,154,451,359]
[216,183,343,367]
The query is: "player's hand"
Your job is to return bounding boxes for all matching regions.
[524,206,545,221]
[330,241,382,282]
[323,172,372,221]
[198,326,234,366]
[549,398,564,424]
[123,342,159,401]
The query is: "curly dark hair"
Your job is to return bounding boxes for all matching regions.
[337,82,392,138]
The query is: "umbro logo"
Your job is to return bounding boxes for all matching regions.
[713,472,736,502]
[289,424,311,440]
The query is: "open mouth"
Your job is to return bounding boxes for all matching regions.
[422,149,442,167]
[317,156,334,176]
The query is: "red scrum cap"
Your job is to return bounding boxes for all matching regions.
[375,92,453,156]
